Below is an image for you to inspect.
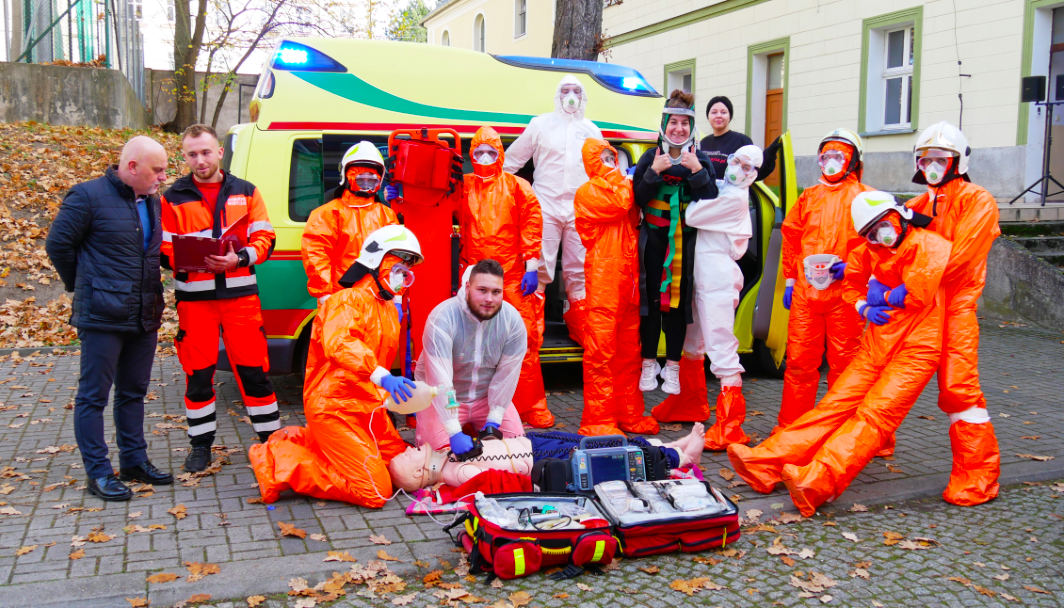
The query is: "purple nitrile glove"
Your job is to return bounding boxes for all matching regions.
[384,184,400,203]
[381,375,415,403]
[830,261,846,281]
[866,277,890,307]
[449,432,474,455]
[886,283,908,309]
[520,270,538,296]
[783,285,793,310]
[860,304,892,326]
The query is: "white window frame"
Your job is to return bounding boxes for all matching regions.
[666,67,692,94]
[867,23,914,132]
[473,13,486,52]
[514,0,526,39]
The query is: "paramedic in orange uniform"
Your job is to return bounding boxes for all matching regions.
[458,126,552,428]
[161,124,280,474]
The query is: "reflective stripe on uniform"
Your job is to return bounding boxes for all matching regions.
[175,279,217,292]
[246,403,278,416]
[253,418,282,433]
[242,246,258,266]
[187,420,217,437]
[249,220,274,233]
[226,275,257,289]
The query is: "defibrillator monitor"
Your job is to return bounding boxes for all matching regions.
[571,435,647,492]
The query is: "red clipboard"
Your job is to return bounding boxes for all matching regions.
[172,217,247,273]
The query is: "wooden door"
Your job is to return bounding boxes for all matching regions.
[764,88,783,186]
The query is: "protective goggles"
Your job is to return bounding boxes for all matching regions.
[390,250,420,264]
[390,263,416,288]
[916,149,954,170]
[352,171,380,191]
[601,150,616,167]
[862,219,896,245]
[726,154,756,174]
[816,150,847,167]
[473,144,499,165]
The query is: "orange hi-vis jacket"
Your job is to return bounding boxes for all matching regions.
[161,172,275,302]
[302,189,398,299]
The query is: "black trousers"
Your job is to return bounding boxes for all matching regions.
[640,234,691,361]
[73,328,157,479]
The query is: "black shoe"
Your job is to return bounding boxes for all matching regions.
[183,446,212,473]
[119,461,174,485]
[87,474,133,501]
[257,432,274,444]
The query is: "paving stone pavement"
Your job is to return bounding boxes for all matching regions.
[0,317,1059,607]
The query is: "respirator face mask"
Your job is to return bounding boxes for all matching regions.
[389,263,416,292]
[916,150,953,185]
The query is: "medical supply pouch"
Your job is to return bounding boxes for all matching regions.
[386,128,463,207]
[530,435,669,493]
[445,493,616,581]
[594,479,740,558]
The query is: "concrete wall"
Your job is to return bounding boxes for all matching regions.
[145,69,259,135]
[0,62,150,129]
[981,238,1064,331]
[603,0,1034,199]
[425,0,553,57]
[796,146,1029,197]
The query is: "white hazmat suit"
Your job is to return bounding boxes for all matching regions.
[414,269,528,451]
[504,74,603,343]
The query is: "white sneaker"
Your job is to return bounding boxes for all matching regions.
[660,362,681,395]
[639,360,660,392]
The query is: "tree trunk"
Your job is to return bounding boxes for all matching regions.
[163,0,208,133]
[551,0,602,61]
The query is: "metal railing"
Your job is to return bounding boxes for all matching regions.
[13,0,145,104]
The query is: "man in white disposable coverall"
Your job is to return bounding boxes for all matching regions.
[413,260,527,453]
[654,145,763,451]
[504,74,603,350]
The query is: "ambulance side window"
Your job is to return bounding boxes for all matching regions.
[221,133,236,172]
[289,138,324,222]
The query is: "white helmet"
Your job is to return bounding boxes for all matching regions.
[819,127,864,162]
[354,225,423,269]
[338,141,385,187]
[913,121,969,176]
[851,191,912,236]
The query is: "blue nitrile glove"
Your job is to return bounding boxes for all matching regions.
[520,270,538,296]
[783,285,793,310]
[381,375,415,403]
[449,432,474,455]
[830,261,847,280]
[481,421,500,432]
[384,184,400,203]
[860,304,892,326]
[866,277,890,307]
[887,283,908,309]
[626,166,636,176]
[393,299,403,323]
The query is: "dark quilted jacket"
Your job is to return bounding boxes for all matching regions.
[45,166,164,333]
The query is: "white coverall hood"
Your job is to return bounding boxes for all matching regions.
[554,74,588,121]
[413,267,528,444]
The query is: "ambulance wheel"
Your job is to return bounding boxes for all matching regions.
[755,339,786,379]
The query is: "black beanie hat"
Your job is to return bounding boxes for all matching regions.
[706,96,734,119]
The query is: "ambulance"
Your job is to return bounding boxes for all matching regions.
[219,38,794,377]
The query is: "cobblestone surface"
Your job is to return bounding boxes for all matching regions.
[0,318,1059,606]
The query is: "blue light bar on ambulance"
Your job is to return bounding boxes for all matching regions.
[270,41,347,72]
[493,55,660,97]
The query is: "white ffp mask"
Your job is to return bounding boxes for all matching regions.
[563,93,579,113]
[821,158,844,177]
[923,161,947,185]
[726,167,749,187]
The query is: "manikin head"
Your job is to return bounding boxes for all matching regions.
[465,259,505,321]
[388,444,446,492]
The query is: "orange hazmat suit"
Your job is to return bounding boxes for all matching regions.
[248,257,409,508]
[574,138,659,437]
[459,126,551,428]
[907,177,1001,506]
[301,185,397,299]
[778,147,871,429]
[728,226,952,516]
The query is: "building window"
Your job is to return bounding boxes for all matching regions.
[664,59,694,95]
[166,0,175,21]
[859,8,923,135]
[130,0,142,19]
[441,30,450,46]
[474,14,486,52]
[515,0,526,38]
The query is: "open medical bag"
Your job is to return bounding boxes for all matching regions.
[445,482,739,581]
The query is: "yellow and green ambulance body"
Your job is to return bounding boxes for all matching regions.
[220,38,792,375]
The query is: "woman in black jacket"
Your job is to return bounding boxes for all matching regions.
[700,95,779,182]
[634,89,717,396]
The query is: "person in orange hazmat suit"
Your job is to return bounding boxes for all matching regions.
[302,141,397,304]
[898,121,1000,507]
[573,138,659,437]
[459,127,552,429]
[777,128,872,430]
[728,192,952,516]
[248,226,423,508]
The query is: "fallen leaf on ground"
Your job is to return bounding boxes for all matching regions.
[184,561,219,583]
[376,549,400,561]
[886,464,904,473]
[15,545,36,556]
[246,597,265,608]
[294,599,316,608]
[850,568,869,580]
[128,511,142,519]
[1024,585,1050,594]
[308,534,327,542]
[87,529,112,543]
[145,573,180,583]
[576,583,593,592]
[167,505,187,520]
[1016,454,1054,461]
[278,521,307,539]
[392,593,417,605]
[790,571,838,594]
[1020,436,1041,440]
[819,594,833,603]
[69,548,84,560]
[973,584,996,598]
[554,593,569,599]
[126,598,149,607]
[183,594,211,604]
[508,591,532,607]
[369,534,392,545]
[638,565,660,574]
[872,602,885,608]
[719,468,735,481]
[993,573,1010,581]
[780,555,796,567]
[323,551,357,562]
[746,588,759,595]
[1001,593,1020,602]
[849,504,868,512]
[842,532,860,542]
[882,531,904,546]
